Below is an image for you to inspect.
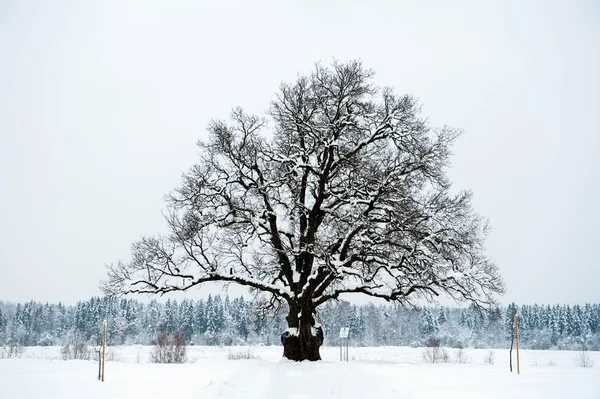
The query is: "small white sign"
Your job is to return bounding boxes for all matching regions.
[339,327,349,339]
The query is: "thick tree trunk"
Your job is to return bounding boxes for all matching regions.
[280,304,324,361]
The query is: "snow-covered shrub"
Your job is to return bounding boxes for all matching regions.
[574,349,594,368]
[422,346,449,363]
[228,348,261,360]
[151,330,186,363]
[104,346,121,362]
[422,337,449,363]
[484,350,494,365]
[61,343,90,360]
[60,344,70,360]
[0,340,25,359]
[454,347,470,364]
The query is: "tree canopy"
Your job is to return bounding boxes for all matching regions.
[102,60,505,360]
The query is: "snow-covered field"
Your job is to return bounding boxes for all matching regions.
[1,346,598,398]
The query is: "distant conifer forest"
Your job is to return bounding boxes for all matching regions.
[0,297,598,350]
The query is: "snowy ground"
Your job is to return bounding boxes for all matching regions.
[1,346,599,398]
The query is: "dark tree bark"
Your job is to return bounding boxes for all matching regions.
[281,305,323,361]
[102,60,505,362]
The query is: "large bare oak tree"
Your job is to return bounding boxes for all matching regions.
[102,61,505,361]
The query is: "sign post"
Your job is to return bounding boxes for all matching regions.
[339,327,349,362]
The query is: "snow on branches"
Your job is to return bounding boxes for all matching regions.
[103,60,504,316]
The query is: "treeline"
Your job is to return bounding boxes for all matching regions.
[0,297,599,350]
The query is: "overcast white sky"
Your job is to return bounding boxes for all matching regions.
[0,0,598,306]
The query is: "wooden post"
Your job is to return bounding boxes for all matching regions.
[101,320,107,382]
[97,349,101,380]
[509,317,514,372]
[515,315,520,375]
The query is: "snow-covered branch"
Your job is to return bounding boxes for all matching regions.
[103,60,504,356]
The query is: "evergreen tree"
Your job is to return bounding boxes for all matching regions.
[21,302,34,345]
[591,304,600,334]
[421,308,439,336]
[557,305,568,336]
[235,297,250,341]
[105,296,125,344]
[205,295,223,344]
[214,295,225,332]
[250,300,267,338]
[88,297,101,335]
[163,299,179,333]
[362,303,384,346]
[459,309,468,327]
[543,304,553,329]
[11,303,26,344]
[505,302,518,336]
[437,308,448,325]
[31,303,44,344]
[224,295,231,316]
[470,306,486,332]
[529,304,541,330]
[550,306,560,344]
[564,305,573,335]
[487,306,502,323]
[585,303,597,334]
[120,299,138,339]
[570,307,583,337]
[144,300,161,339]
[348,305,366,343]
[0,307,7,337]
[57,302,70,338]
[180,300,195,341]
[194,300,206,335]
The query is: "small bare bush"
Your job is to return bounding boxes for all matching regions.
[547,359,557,367]
[441,348,449,363]
[228,348,261,360]
[151,330,186,363]
[454,347,470,364]
[95,346,120,362]
[574,349,594,368]
[484,350,495,365]
[61,344,71,360]
[422,338,449,364]
[74,343,90,360]
[1,341,25,359]
[423,347,449,363]
[61,343,90,360]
